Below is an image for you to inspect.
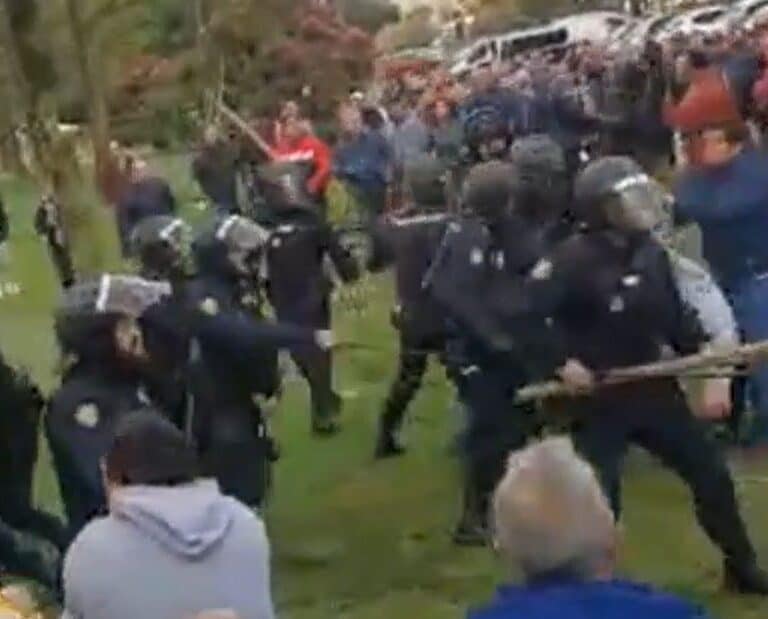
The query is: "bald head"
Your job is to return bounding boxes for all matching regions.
[492,437,617,582]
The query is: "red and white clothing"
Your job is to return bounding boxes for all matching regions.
[272,134,332,196]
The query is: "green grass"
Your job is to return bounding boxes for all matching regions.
[1,159,767,618]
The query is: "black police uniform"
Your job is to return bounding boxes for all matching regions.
[426,211,549,543]
[46,277,182,537]
[47,365,153,533]
[526,226,767,590]
[183,216,329,503]
[262,205,359,433]
[0,356,66,590]
[368,208,452,457]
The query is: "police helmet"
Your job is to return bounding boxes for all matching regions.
[573,156,672,234]
[463,161,516,221]
[509,135,567,187]
[405,156,449,209]
[257,161,315,212]
[130,215,190,280]
[55,275,171,358]
[509,135,569,218]
[193,215,270,278]
[464,107,510,161]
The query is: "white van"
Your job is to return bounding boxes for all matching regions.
[449,11,630,77]
[727,0,768,27]
[656,5,728,40]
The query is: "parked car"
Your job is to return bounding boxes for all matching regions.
[656,5,728,40]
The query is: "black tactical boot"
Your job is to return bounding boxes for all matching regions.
[724,559,768,595]
[452,483,488,547]
[374,417,406,459]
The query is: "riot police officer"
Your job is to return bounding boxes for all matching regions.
[425,161,550,545]
[368,156,453,458]
[258,161,360,435]
[525,156,768,594]
[0,353,65,591]
[463,107,512,165]
[47,275,176,536]
[130,215,191,284]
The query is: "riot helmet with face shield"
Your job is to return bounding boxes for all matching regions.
[508,135,569,222]
[405,156,449,210]
[573,157,672,236]
[462,161,517,223]
[55,275,171,366]
[130,216,191,281]
[192,215,270,280]
[256,160,316,218]
[464,107,511,162]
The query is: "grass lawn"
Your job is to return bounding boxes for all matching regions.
[0,157,767,618]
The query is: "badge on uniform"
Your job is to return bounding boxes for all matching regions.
[75,403,100,429]
[470,248,484,266]
[609,295,625,313]
[199,297,219,316]
[622,274,641,288]
[530,259,553,281]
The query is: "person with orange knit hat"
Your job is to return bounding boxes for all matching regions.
[670,62,768,450]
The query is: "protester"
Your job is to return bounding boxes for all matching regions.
[670,73,768,446]
[192,126,240,213]
[333,101,392,219]
[61,410,275,619]
[470,437,711,619]
[272,114,333,205]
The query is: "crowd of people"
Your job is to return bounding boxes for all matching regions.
[1,11,768,618]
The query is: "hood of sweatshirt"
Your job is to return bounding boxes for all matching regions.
[111,479,234,559]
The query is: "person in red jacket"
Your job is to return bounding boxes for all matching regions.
[272,116,332,199]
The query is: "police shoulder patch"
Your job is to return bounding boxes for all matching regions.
[530,259,553,281]
[199,297,220,316]
[75,403,100,429]
[470,248,484,266]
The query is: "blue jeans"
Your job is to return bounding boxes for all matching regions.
[729,274,768,443]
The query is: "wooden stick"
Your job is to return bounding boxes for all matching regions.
[217,101,276,161]
[516,341,768,403]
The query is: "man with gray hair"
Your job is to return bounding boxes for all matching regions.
[470,437,711,619]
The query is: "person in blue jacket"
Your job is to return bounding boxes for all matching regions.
[673,95,768,445]
[469,437,711,619]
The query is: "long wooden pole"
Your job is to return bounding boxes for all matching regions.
[217,101,276,161]
[516,341,768,403]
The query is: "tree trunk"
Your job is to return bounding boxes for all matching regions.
[65,0,112,201]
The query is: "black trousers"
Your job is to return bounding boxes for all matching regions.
[279,298,339,424]
[201,407,271,508]
[573,380,756,566]
[379,330,443,435]
[454,363,533,522]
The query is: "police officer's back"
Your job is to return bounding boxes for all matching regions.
[369,156,453,457]
[257,162,359,434]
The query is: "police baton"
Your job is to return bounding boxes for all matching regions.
[515,341,768,403]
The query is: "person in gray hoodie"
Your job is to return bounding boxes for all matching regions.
[61,409,276,619]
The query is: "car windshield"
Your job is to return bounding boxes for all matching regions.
[693,9,724,24]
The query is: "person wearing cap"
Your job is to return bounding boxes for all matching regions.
[61,410,275,619]
[669,67,768,447]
